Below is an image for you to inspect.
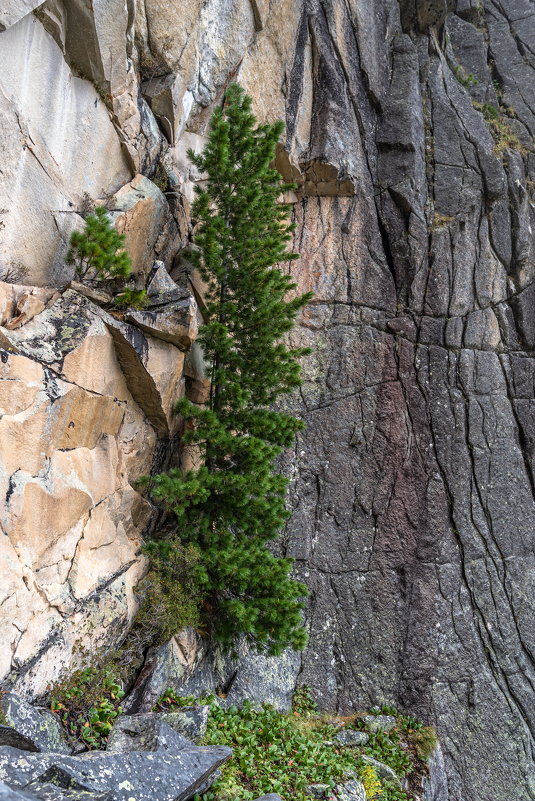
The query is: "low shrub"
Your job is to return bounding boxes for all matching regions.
[49,664,124,749]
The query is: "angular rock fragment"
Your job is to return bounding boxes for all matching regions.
[160,708,209,743]
[146,263,188,306]
[0,742,232,801]
[106,715,192,753]
[125,297,198,349]
[361,715,396,734]
[0,696,69,755]
[333,729,369,747]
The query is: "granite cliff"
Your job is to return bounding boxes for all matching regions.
[0,1,534,799]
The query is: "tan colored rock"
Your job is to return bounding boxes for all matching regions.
[0,282,57,326]
[5,295,46,329]
[101,309,187,435]
[125,296,198,349]
[0,353,44,415]
[112,174,177,274]
[68,280,113,306]
[50,387,125,450]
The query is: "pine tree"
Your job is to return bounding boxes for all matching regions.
[145,84,313,656]
[67,206,131,282]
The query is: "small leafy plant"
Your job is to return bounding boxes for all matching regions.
[151,692,434,801]
[152,688,198,711]
[453,65,478,88]
[358,764,382,799]
[292,685,318,718]
[49,665,125,749]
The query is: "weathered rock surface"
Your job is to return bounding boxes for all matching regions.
[0,696,69,755]
[0,741,231,801]
[333,730,369,747]
[0,279,196,695]
[0,1,534,799]
[106,715,194,754]
[333,777,366,801]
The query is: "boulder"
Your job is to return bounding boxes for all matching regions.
[0,695,69,756]
[0,742,232,801]
[305,784,330,798]
[251,797,283,801]
[124,629,205,714]
[106,715,193,754]
[333,778,366,801]
[361,715,397,734]
[359,756,401,788]
[125,297,198,349]
[333,729,369,747]
[160,708,209,742]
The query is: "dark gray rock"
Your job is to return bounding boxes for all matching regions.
[105,715,193,753]
[0,742,231,801]
[279,2,535,800]
[0,696,69,755]
[333,730,369,747]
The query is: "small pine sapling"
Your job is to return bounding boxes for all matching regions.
[144,84,313,656]
[67,206,132,282]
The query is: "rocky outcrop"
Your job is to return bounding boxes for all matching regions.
[0,281,199,697]
[0,698,231,801]
[1,1,535,800]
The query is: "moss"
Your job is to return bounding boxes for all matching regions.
[473,101,527,155]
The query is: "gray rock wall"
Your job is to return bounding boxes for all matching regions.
[282,2,535,801]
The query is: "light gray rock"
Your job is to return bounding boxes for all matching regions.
[333,777,366,801]
[0,14,131,285]
[146,263,188,306]
[0,1,44,32]
[361,715,397,734]
[333,729,369,747]
[359,757,401,788]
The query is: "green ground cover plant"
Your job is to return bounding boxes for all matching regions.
[49,665,125,749]
[153,690,436,801]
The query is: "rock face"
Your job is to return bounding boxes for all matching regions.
[0,282,198,696]
[1,1,534,800]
